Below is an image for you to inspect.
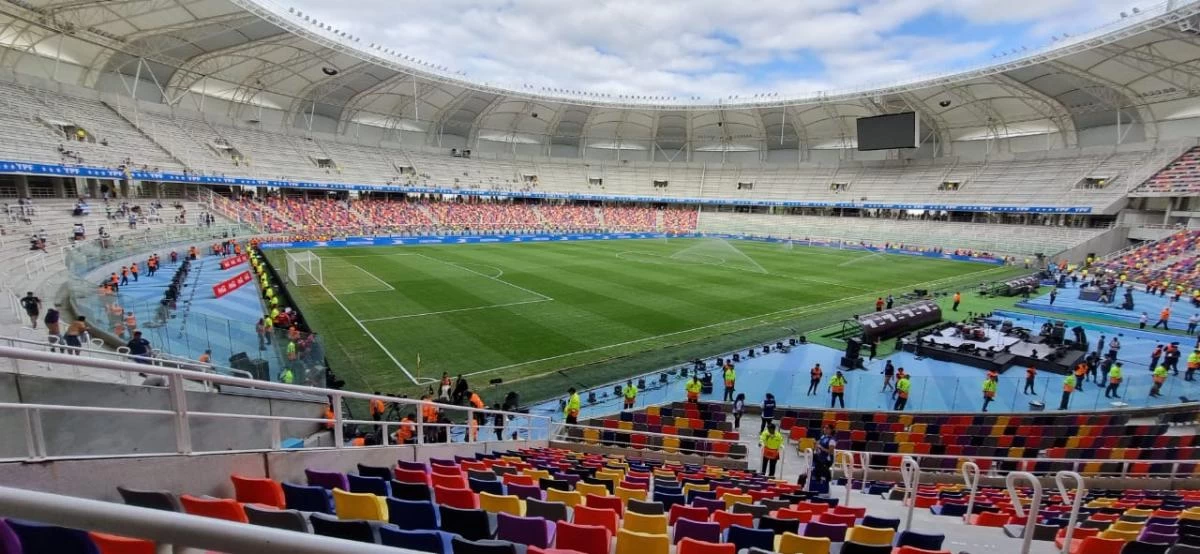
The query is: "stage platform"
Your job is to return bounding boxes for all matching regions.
[911,323,1087,376]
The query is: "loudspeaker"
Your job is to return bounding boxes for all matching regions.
[747,349,755,358]
[732,353,741,362]
[489,378,503,385]
[845,338,862,358]
[247,359,269,381]
[229,352,250,366]
[840,355,863,369]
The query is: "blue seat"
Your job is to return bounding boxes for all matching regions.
[861,515,900,531]
[896,530,946,551]
[7,519,99,554]
[391,481,435,502]
[440,506,496,541]
[653,491,685,511]
[686,489,716,503]
[348,473,392,497]
[468,478,505,496]
[450,536,520,554]
[282,482,333,514]
[930,503,967,517]
[386,498,441,531]
[379,528,455,554]
[725,524,774,552]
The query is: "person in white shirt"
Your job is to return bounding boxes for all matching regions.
[1189,313,1199,335]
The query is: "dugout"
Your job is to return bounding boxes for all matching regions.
[857,300,942,342]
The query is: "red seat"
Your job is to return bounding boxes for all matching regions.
[1056,527,1099,550]
[711,510,753,531]
[895,547,952,554]
[230,475,286,509]
[833,505,866,519]
[573,505,619,536]
[1070,537,1123,554]
[433,486,479,509]
[503,474,535,486]
[90,532,156,554]
[968,511,1010,527]
[431,472,468,489]
[179,495,248,523]
[669,504,710,526]
[772,508,812,522]
[585,494,624,516]
[431,464,463,476]
[677,537,734,554]
[555,522,611,554]
[395,468,433,485]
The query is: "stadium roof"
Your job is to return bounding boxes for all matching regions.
[4,0,1200,151]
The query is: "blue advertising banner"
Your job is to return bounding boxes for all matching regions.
[0,159,1093,215]
[258,231,1009,265]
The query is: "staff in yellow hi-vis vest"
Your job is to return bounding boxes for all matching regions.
[759,421,784,478]
[1150,365,1168,398]
[1059,374,1076,410]
[686,376,702,403]
[622,380,638,410]
[564,387,581,424]
[981,375,997,413]
[722,364,737,402]
[893,374,911,411]
[829,371,846,409]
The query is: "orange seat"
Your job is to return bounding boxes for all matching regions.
[556,521,611,554]
[1070,537,1124,554]
[586,493,625,516]
[433,486,479,509]
[230,475,286,509]
[711,510,753,531]
[431,472,468,489]
[773,508,813,522]
[968,511,1009,527]
[816,512,856,526]
[394,468,432,485]
[89,532,156,554]
[1056,527,1099,549]
[179,495,248,523]
[503,474,536,487]
[677,537,734,554]
[573,505,620,536]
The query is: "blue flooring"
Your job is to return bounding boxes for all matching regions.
[106,256,283,379]
[1019,280,1200,328]
[529,309,1200,421]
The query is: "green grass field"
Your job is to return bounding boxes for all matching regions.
[266,239,1025,404]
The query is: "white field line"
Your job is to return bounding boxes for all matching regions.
[414,253,554,302]
[349,264,396,292]
[358,298,553,322]
[286,249,418,385]
[459,264,1011,379]
[618,250,869,292]
[837,251,885,267]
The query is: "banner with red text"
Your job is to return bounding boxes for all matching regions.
[219,254,248,270]
[213,271,253,298]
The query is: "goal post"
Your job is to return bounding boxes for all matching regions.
[286,251,323,286]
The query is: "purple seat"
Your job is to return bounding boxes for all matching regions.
[496,513,555,548]
[7,520,97,554]
[554,473,580,487]
[507,483,543,502]
[305,468,349,491]
[398,460,428,472]
[673,518,722,544]
[692,497,726,514]
[1139,531,1178,544]
[429,457,457,467]
[1145,523,1179,535]
[0,519,22,554]
[803,520,848,542]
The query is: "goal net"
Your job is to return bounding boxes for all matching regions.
[286,251,323,286]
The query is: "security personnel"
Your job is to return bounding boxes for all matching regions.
[120,266,130,286]
[829,371,847,409]
[807,363,823,396]
[286,339,297,361]
[468,390,486,441]
[894,374,911,411]
[279,367,295,384]
[1151,343,1163,372]
[394,414,415,444]
[1105,363,1123,398]
[622,380,638,410]
[982,375,997,412]
[564,387,581,424]
[952,291,962,312]
[129,262,139,282]
[421,395,440,442]
[1187,349,1200,382]
[685,376,702,403]
[1151,365,1168,397]
[369,393,386,421]
[1073,362,1087,392]
[1060,373,1076,410]
[722,364,736,402]
[322,402,335,430]
[1024,366,1037,395]
[759,421,784,478]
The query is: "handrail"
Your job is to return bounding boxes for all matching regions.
[1056,470,1086,554]
[1006,471,1043,554]
[0,334,254,381]
[900,456,920,532]
[840,449,1187,476]
[559,421,745,447]
[838,451,857,506]
[0,485,401,554]
[962,461,981,520]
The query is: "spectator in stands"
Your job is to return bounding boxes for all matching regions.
[126,331,151,365]
[439,372,452,401]
[44,303,61,352]
[759,421,784,478]
[19,292,40,329]
[63,315,87,356]
[760,393,776,432]
[369,393,386,422]
[452,375,469,404]
[732,393,745,428]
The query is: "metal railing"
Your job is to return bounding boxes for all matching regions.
[838,449,1196,481]
[0,334,253,386]
[0,345,552,462]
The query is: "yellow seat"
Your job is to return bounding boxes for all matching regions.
[909,423,927,435]
[615,529,669,554]
[675,418,690,429]
[596,469,624,480]
[1111,520,1145,532]
[1123,508,1152,518]
[662,437,681,453]
[1086,500,1114,509]
[523,469,551,481]
[897,415,913,426]
[1080,462,1103,475]
[707,429,723,440]
[894,432,910,443]
[645,406,660,417]
[897,443,915,454]
[1182,508,1200,521]
[618,421,634,431]
[546,488,584,508]
[721,493,753,510]
[845,525,894,546]
[835,420,850,432]
[576,482,609,498]
[653,469,676,480]
[1099,528,1139,542]
[478,492,524,516]
[615,486,647,504]
[1064,437,1081,449]
[797,438,815,451]
[682,483,710,497]
[777,532,831,554]
[622,512,668,535]
[583,428,600,444]
[332,488,387,521]
[993,415,1010,428]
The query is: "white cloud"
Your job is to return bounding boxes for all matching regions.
[283,0,1155,99]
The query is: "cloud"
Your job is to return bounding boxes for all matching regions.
[282,0,1154,99]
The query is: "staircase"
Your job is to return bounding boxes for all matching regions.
[594,207,606,229]
[101,101,190,170]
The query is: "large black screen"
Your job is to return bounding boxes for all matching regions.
[856,112,919,151]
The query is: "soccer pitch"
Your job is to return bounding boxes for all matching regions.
[267,238,1019,402]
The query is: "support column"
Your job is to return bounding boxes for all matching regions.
[119,179,132,199]
[13,174,29,198]
[73,177,88,198]
[86,178,99,199]
[51,177,66,198]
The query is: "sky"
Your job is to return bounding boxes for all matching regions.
[281,0,1150,100]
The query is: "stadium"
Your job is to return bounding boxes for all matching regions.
[5,0,1200,552]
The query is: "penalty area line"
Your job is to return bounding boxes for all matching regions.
[358,298,553,322]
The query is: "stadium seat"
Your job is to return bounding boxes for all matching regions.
[623,512,669,534]
[496,512,556,548]
[440,506,497,541]
[861,515,900,531]
[309,512,381,544]
[840,542,892,554]
[480,492,525,516]
[347,474,391,497]
[674,518,722,544]
[386,498,441,530]
[179,495,249,523]
[712,510,754,531]
[668,504,709,526]
[243,505,312,533]
[115,487,181,512]
[379,528,455,554]
[88,532,155,554]
[305,469,349,491]
[332,488,387,521]
[896,530,945,550]
[627,499,666,515]
[0,519,19,554]
[526,499,570,523]
[615,529,670,554]
[677,537,734,554]
[803,521,847,542]
[1074,537,1126,554]
[546,489,584,508]
[230,475,286,509]
[282,482,333,513]
[451,536,521,554]
[777,532,832,554]
[435,486,480,510]
[470,478,506,497]
[555,522,611,554]
[726,524,775,551]
[758,515,801,536]
[396,468,434,486]
[392,481,435,502]
[576,483,609,498]
[357,463,393,481]
[585,494,623,516]
[573,505,619,536]
[846,525,895,546]
[615,486,648,504]
[7,520,98,554]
